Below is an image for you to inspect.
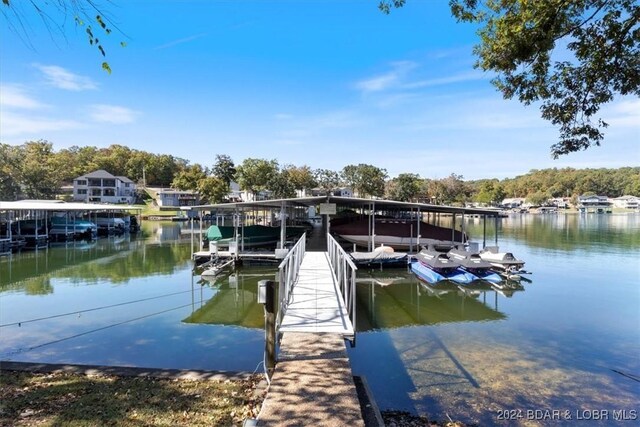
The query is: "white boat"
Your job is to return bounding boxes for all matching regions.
[201,259,234,277]
[479,246,526,280]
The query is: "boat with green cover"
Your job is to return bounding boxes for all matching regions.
[204,224,306,248]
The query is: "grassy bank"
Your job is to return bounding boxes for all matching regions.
[0,370,263,426]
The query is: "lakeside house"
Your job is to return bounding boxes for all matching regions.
[156,189,200,208]
[296,187,354,198]
[73,170,136,204]
[577,195,612,213]
[611,195,639,209]
[501,197,526,209]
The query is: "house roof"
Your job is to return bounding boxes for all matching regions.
[117,176,134,183]
[80,170,116,179]
[158,189,199,195]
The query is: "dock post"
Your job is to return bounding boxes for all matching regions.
[259,279,277,379]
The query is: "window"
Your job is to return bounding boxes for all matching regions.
[88,179,101,187]
[103,179,116,187]
[104,188,115,197]
[76,179,87,186]
[125,183,130,187]
[91,189,102,196]
[77,189,87,195]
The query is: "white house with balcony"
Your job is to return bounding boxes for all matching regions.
[73,170,136,204]
[611,195,639,209]
[157,189,200,207]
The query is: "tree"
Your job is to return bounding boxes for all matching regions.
[340,164,388,198]
[382,0,640,157]
[197,176,228,204]
[475,180,506,205]
[283,165,317,194]
[268,169,297,199]
[0,143,23,200]
[313,169,341,194]
[386,173,421,201]
[211,154,236,186]
[172,164,207,191]
[20,140,61,199]
[527,190,550,206]
[236,158,279,199]
[1,0,126,73]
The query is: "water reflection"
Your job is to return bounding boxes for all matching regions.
[0,237,193,294]
[0,222,268,372]
[184,269,276,329]
[355,270,522,331]
[349,214,640,426]
[465,213,640,253]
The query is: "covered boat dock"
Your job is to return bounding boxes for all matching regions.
[0,200,142,253]
[183,195,502,261]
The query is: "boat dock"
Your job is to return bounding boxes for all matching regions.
[181,196,501,425]
[278,251,354,335]
[0,201,141,254]
[256,238,362,425]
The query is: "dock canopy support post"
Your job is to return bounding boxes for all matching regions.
[279,201,286,250]
[483,214,487,249]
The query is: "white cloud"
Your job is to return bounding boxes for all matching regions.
[36,65,98,91]
[403,71,488,89]
[0,110,83,137]
[354,61,417,93]
[603,98,640,128]
[154,33,207,50]
[0,84,47,109]
[88,104,139,124]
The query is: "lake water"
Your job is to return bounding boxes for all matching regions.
[1,215,639,425]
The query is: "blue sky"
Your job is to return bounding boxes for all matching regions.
[1,0,638,180]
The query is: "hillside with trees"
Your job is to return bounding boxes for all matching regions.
[1,141,638,205]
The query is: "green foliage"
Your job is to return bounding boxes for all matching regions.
[16,141,62,199]
[450,0,640,157]
[171,164,207,191]
[341,164,388,198]
[0,144,23,200]
[236,158,279,196]
[313,168,341,192]
[283,165,317,191]
[383,0,640,157]
[2,1,126,73]
[427,173,471,205]
[212,154,236,185]
[526,190,550,206]
[197,176,229,204]
[386,173,421,201]
[474,179,506,205]
[492,167,640,199]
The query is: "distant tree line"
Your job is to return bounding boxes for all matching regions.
[1,141,638,204]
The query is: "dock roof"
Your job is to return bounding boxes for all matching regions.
[182,195,501,216]
[0,201,139,212]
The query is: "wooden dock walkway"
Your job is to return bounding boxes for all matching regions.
[279,251,354,336]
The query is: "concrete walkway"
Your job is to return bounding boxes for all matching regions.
[257,332,364,426]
